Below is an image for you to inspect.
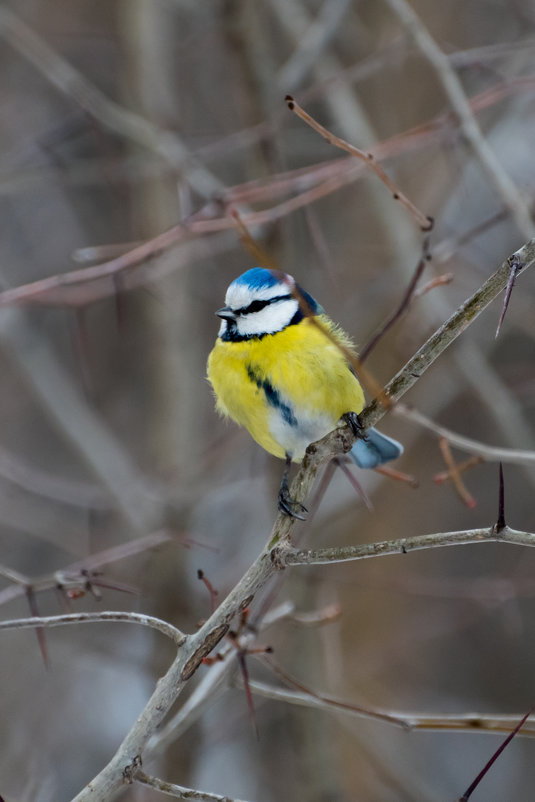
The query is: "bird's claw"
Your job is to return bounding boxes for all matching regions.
[278,488,308,520]
[343,411,364,439]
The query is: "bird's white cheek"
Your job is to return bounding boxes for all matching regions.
[235,299,299,336]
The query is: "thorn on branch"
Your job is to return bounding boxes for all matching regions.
[458,703,535,800]
[496,253,524,338]
[495,463,506,533]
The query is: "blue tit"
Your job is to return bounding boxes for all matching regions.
[207,267,403,518]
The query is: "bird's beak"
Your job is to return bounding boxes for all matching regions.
[216,306,236,321]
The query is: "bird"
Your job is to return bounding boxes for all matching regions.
[207,267,403,519]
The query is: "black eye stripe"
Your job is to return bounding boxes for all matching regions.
[236,294,292,316]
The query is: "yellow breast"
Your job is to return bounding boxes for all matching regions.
[207,315,365,461]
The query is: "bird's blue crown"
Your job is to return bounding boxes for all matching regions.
[231,267,284,291]
[230,267,321,315]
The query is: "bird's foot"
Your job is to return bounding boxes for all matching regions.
[277,486,308,520]
[343,411,365,439]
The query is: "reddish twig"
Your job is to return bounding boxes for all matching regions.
[335,458,373,510]
[495,253,523,338]
[438,438,477,508]
[359,237,431,363]
[413,273,454,296]
[374,464,419,488]
[197,570,219,614]
[433,455,484,484]
[285,94,433,231]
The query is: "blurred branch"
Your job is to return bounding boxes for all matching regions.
[359,237,430,363]
[384,0,535,238]
[0,611,186,644]
[70,239,535,801]
[0,7,221,198]
[0,308,160,530]
[0,442,114,509]
[0,74,533,308]
[395,403,535,465]
[438,436,476,508]
[133,770,251,802]
[277,0,352,91]
[242,678,535,738]
[360,239,535,431]
[0,530,188,608]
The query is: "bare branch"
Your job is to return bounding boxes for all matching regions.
[0,611,186,645]
[242,679,535,738]
[134,770,252,802]
[0,7,221,198]
[394,403,535,465]
[281,526,535,568]
[359,237,430,363]
[70,239,535,801]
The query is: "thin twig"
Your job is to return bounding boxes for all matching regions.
[0,77,531,310]
[394,403,535,465]
[0,7,221,198]
[438,437,476,508]
[360,239,535,433]
[285,94,433,231]
[240,678,535,738]
[134,770,251,802]
[0,611,186,645]
[281,526,535,568]
[359,237,430,363]
[434,455,484,485]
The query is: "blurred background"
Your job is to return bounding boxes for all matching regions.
[0,1,535,800]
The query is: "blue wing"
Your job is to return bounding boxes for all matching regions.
[350,427,403,469]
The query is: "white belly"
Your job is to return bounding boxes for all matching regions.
[269,408,335,462]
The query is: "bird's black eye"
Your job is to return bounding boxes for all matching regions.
[241,299,269,315]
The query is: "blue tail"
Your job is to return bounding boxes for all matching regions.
[350,427,403,469]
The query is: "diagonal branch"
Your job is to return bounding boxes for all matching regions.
[69,238,535,801]
[0,7,221,198]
